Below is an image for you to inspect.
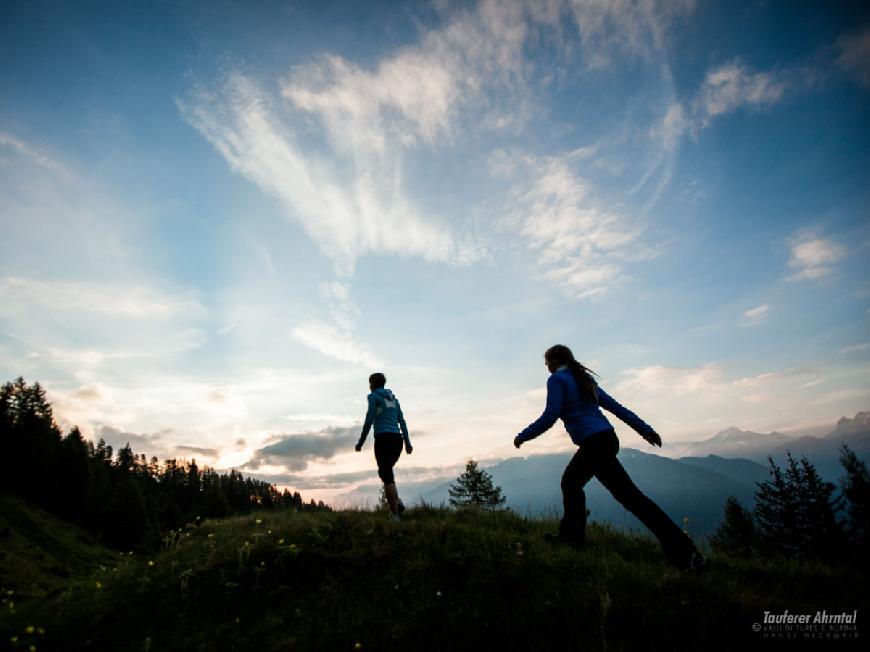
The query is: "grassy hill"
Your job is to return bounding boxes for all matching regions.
[1,499,866,651]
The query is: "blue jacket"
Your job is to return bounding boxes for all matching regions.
[516,367,653,446]
[358,388,411,446]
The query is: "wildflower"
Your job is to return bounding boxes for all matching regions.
[267,529,272,534]
[37,627,45,635]
[148,560,155,567]
[26,626,34,634]
[29,646,36,652]
[9,636,18,643]
[6,590,12,596]
[436,590,442,598]
[95,581,102,589]
[355,643,363,650]
[255,518,262,525]
[278,539,285,545]
[260,561,265,567]
[207,533,214,538]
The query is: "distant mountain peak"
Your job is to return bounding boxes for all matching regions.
[706,426,754,443]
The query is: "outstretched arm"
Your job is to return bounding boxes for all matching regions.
[597,386,661,446]
[514,375,564,448]
[356,395,376,451]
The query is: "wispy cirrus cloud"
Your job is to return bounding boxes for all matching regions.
[839,342,870,355]
[835,26,870,88]
[0,276,204,319]
[742,304,770,326]
[655,59,791,145]
[787,231,846,281]
[0,130,70,176]
[494,147,651,298]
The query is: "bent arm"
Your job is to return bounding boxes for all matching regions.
[597,387,654,437]
[516,375,564,443]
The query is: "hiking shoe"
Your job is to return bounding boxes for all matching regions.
[543,532,585,550]
[397,500,406,515]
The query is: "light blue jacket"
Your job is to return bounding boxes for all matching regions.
[516,367,654,446]
[357,388,411,446]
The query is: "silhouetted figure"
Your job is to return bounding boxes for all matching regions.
[513,345,704,571]
[355,372,413,521]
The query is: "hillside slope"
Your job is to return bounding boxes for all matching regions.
[0,493,116,601]
[1,506,865,651]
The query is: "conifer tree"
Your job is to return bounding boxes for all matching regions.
[448,460,506,510]
[754,452,843,560]
[838,444,869,549]
[710,496,755,558]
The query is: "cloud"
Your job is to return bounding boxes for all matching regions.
[787,232,846,280]
[182,0,698,279]
[496,148,649,298]
[95,424,166,452]
[0,130,69,176]
[616,362,726,396]
[290,280,383,366]
[835,26,870,87]
[693,60,788,127]
[742,304,770,326]
[291,321,383,368]
[655,58,794,145]
[244,425,359,472]
[839,342,870,355]
[181,68,468,277]
[173,445,218,459]
[0,276,204,319]
[71,385,104,401]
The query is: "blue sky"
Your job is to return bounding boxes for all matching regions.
[1,0,869,501]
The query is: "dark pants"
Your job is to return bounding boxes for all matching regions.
[560,429,695,564]
[374,434,403,484]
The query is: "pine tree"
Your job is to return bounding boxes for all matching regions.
[103,477,150,549]
[838,444,869,549]
[754,452,843,560]
[710,496,755,558]
[448,460,506,510]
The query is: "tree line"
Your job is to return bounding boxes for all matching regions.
[0,377,329,550]
[711,447,869,565]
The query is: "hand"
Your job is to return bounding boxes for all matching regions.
[355,442,362,452]
[405,442,413,454]
[645,431,662,447]
[513,435,523,449]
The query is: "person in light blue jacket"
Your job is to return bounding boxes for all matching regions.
[355,372,413,521]
[514,344,704,571]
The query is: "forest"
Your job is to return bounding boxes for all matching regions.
[0,377,329,550]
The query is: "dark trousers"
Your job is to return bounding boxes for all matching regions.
[560,429,695,563]
[374,434,402,484]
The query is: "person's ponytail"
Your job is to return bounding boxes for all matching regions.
[545,344,599,404]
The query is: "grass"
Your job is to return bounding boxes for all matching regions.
[1,500,866,651]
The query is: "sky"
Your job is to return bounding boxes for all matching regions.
[1,0,869,502]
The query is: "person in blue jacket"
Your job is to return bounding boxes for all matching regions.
[355,372,413,521]
[514,344,704,571]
